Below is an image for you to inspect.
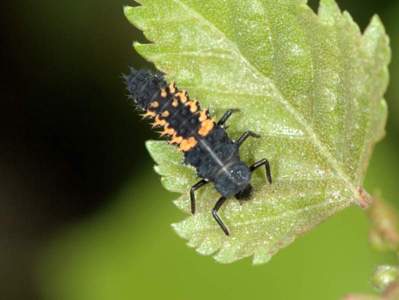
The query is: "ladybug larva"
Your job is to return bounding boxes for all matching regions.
[124,68,272,236]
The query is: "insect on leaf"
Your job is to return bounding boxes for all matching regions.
[124,0,391,264]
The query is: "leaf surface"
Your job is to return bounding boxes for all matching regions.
[125,0,390,263]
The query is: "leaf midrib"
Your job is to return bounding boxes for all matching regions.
[171,0,360,201]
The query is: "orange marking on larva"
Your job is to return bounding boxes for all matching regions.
[169,82,176,93]
[142,111,156,119]
[150,101,159,108]
[170,134,183,145]
[198,119,214,136]
[160,89,167,98]
[176,91,188,103]
[160,125,175,137]
[198,109,209,122]
[152,116,166,128]
[160,124,176,137]
[172,99,179,107]
[161,110,170,117]
[186,100,198,113]
[179,137,198,152]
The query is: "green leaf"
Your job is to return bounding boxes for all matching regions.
[124,0,390,264]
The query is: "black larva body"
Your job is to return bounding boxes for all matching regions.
[124,68,272,235]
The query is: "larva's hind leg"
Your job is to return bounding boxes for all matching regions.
[190,179,209,214]
[212,196,230,236]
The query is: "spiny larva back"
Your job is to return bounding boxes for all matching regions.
[124,68,215,152]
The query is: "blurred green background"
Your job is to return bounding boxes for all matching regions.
[1,0,398,299]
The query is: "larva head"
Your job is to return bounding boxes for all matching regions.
[123,68,167,110]
[214,161,252,199]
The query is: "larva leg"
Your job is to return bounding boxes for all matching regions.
[236,131,260,147]
[217,109,240,127]
[212,196,230,236]
[250,159,272,184]
[190,179,209,214]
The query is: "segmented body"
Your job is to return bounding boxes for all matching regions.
[125,69,241,195]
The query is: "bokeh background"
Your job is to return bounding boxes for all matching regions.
[1,0,399,299]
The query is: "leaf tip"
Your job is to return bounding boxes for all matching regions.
[364,14,388,38]
[133,41,148,55]
[252,252,272,265]
[173,196,190,213]
[145,140,166,166]
[318,0,341,22]
[145,140,157,155]
[171,222,188,239]
[123,5,134,18]
[369,14,384,28]
[365,15,389,41]
[145,139,157,151]
[363,15,391,71]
